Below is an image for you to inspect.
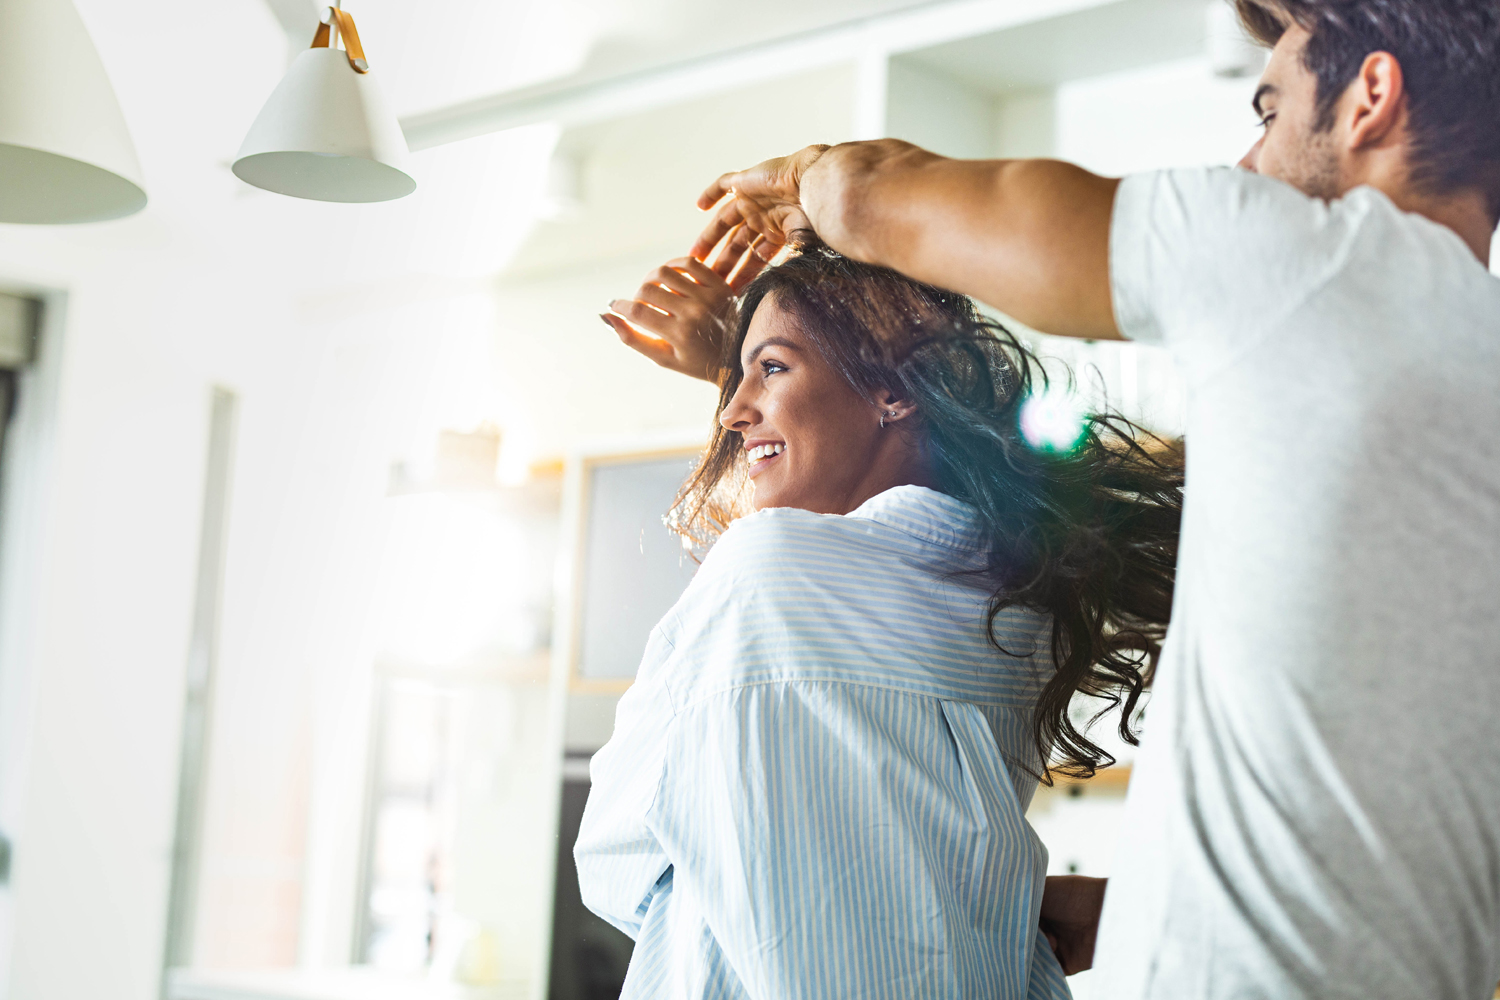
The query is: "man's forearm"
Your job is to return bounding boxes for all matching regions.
[800,141,1123,340]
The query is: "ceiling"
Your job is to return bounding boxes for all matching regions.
[57,0,1235,295]
[258,0,950,119]
[901,0,1210,92]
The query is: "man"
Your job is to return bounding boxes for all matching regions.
[607,1,1500,996]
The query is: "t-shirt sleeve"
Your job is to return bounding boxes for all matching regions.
[1110,167,1362,376]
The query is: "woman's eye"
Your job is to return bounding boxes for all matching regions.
[760,359,787,376]
[1257,113,1276,130]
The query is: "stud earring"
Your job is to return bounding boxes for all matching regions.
[880,409,897,429]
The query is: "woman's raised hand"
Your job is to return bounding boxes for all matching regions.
[602,229,770,382]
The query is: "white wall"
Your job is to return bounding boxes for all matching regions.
[0,1,419,994]
[0,235,312,1000]
[1055,55,1262,175]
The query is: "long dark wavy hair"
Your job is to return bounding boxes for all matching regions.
[669,240,1184,780]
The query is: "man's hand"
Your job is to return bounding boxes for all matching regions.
[1039,875,1107,975]
[691,145,830,263]
[602,233,769,382]
[693,141,1122,341]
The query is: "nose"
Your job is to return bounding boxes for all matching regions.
[1239,135,1264,172]
[719,379,757,433]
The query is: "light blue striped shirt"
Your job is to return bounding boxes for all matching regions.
[575,485,1072,999]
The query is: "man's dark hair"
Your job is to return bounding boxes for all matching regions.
[1236,0,1500,220]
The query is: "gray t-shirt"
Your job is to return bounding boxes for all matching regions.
[1095,167,1500,999]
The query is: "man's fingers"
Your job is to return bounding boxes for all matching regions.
[732,196,777,243]
[727,242,770,292]
[714,223,757,276]
[774,206,813,241]
[752,229,787,261]
[736,196,804,250]
[697,174,739,212]
[708,223,750,277]
[690,200,746,263]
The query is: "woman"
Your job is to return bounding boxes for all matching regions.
[578,241,1181,999]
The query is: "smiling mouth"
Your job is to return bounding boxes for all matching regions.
[746,443,784,473]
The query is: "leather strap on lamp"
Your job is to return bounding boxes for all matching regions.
[312,7,370,74]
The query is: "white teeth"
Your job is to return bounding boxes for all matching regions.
[747,443,784,463]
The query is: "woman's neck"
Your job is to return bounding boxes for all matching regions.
[828,449,938,515]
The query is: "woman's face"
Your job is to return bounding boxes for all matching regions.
[719,296,927,514]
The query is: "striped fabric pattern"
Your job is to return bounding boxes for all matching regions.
[575,485,1072,1000]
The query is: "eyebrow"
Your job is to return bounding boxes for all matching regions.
[1252,83,1278,117]
[743,337,801,368]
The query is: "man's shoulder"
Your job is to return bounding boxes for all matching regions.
[1111,167,1387,352]
[1119,167,1338,235]
[1121,166,1463,248]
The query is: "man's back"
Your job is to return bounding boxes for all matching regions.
[1096,166,1500,998]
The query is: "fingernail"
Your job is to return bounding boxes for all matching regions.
[598,313,613,325]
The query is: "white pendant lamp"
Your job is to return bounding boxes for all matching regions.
[233,6,415,203]
[0,0,147,224]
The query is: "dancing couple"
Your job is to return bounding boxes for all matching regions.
[579,2,1500,997]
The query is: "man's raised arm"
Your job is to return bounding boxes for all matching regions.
[694,140,1124,341]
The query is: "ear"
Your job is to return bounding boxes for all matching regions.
[1345,51,1407,151]
[872,389,919,425]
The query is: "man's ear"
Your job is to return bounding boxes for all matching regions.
[1345,51,1407,151]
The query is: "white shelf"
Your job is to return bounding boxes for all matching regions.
[166,968,527,1000]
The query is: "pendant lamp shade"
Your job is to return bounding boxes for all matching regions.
[233,8,415,203]
[0,0,147,224]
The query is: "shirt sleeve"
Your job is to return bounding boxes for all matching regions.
[572,629,678,939]
[1110,167,1365,378]
[572,513,771,940]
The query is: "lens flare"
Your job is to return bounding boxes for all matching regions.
[1020,390,1086,453]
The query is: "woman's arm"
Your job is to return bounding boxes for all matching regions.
[693,140,1124,341]
[572,649,677,938]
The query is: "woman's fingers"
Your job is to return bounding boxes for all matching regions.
[607,297,673,335]
[601,310,718,381]
[600,314,678,368]
[631,282,690,318]
[673,255,725,289]
[653,261,717,300]
[602,249,735,384]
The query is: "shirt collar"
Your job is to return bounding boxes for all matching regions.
[847,485,987,556]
